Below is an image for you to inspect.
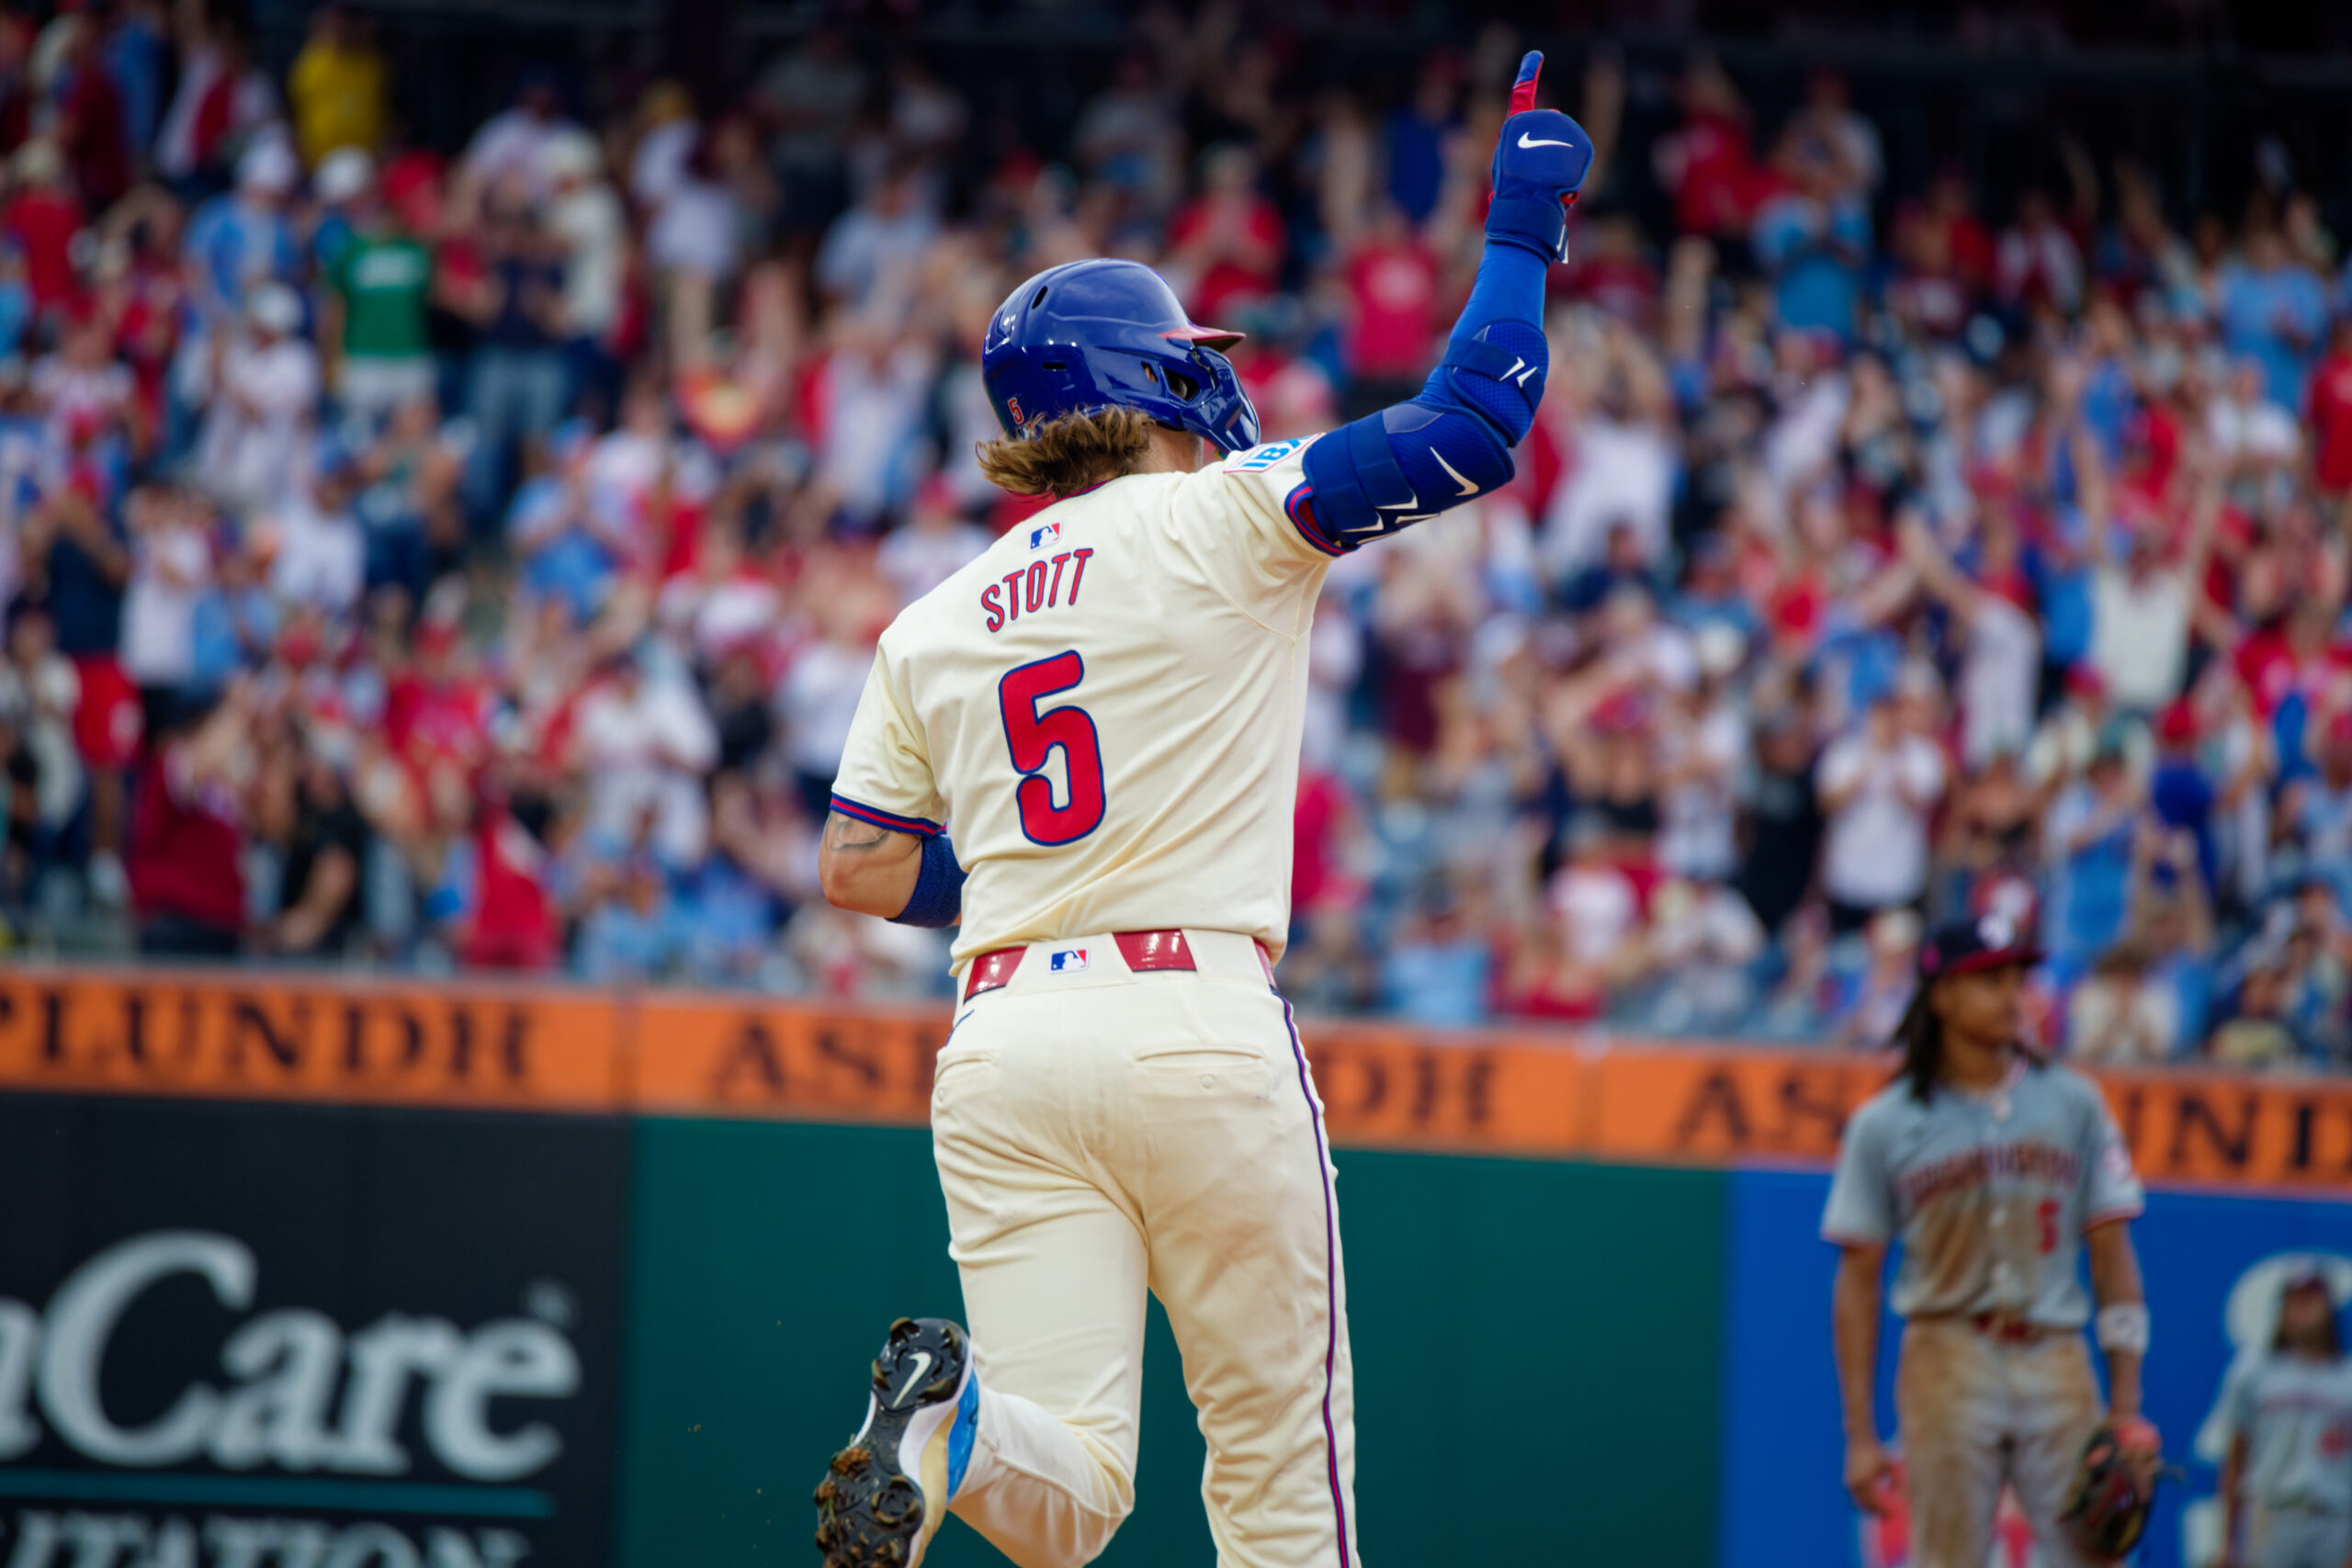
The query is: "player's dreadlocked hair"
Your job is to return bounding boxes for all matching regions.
[1894,970,2043,1102]
[976,406,1159,498]
[1894,984,1942,1104]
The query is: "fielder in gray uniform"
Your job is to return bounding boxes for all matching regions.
[1825,915,2163,1568]
[2213,1264,2352,1568]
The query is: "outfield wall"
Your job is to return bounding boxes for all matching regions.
[0,965,2345,1567]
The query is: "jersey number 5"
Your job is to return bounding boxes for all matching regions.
[999,651,1106,845]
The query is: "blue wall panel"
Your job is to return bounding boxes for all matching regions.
[1721,1168,2352,1568]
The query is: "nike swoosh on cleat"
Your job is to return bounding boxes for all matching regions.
[1518,132,1576,149]
[893,1350,932,1408]
[1432,451,1481,497]
[1376,489,1419,511]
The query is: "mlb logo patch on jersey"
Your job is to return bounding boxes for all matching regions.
[1028,520,1061,551]
[1226,437,1306,473]
[1048,947,1089,974]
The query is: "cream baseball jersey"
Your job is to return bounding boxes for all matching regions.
[830,437,1332,967]
[1821,1055,2144,1327]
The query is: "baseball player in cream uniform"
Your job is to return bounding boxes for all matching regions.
[803,52,1591,1568]
[1826,916,2163,1568]
[2213,1264,2352,1568]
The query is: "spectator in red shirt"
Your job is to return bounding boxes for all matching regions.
[451,793,560,970]
[96,191,187,427]
[2307,313,2352,503]
[1996,186,2088,318]
[2235,597,2352,723]
[127,687,252,957]
[3,139,86,322]
[1887,170,1992,340]
[1290,768,1351,919]
[1165,143,1282,327]
[385,620,492,781]
[1562,213,1661,329]
[1338,197,1440,416]
[52,17,130,210]
[1652,56,1758,248]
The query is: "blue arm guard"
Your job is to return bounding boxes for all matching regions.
[1294,242,1550,554]
[891,832,966,928]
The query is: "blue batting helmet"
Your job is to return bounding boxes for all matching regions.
[980,259,1261,454]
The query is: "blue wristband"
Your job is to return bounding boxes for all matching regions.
[891,832,967,928]
[1484,196,1570,263]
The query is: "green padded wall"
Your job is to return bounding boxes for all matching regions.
[615,1120,1724,1567]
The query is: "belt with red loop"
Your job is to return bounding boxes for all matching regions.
[961,929,1197,1002]
[1968,1311,2054,1343]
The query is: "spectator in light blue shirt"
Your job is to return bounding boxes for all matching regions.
[2044,734,2143,979]
[1382,880,1493,1028]
[678,848,782,986]
[181,141,302,335]
[507,421,614,626]
[575,857,690,982]
[1751,132,1871,342]
[173,141,301,466]
[186,538,280,694]
[2217,221,2328,411]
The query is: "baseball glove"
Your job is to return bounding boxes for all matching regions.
[2059,1417,2162,1562]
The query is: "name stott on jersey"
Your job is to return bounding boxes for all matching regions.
[2215,1350,2352,1512]
[1821,1056,2145,1326]
[831,437,1329,967]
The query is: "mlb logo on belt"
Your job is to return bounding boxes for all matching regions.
[1029,520,1061,551]
[1048,947,1088,974]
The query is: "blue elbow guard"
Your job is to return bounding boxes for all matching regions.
[1292,234,1548,553]
[1295,336,1542,552]
[891,833,966,928]
[1295,401,1514,552]
[1427,320,1548,444]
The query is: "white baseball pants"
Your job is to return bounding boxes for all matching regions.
[1896,1317,2107,1568]
[2244,1503,2352,1568]
[931,929,1360,1568]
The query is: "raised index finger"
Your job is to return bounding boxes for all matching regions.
[1510,51,1544,116]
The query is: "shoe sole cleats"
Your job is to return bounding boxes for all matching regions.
[812,1317,971,1568]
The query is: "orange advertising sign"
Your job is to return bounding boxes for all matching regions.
[0,966,2346,1192]
[1576,1044,2352,1193]
[1583,1047,1885,1166]
[0,966,622,1111]
[1301,1026,1586,1156]
[630,994,947,1122]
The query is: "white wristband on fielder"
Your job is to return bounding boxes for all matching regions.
[2096,1303,2151,1356]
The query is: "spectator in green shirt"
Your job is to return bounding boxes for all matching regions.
[324,179,435,432]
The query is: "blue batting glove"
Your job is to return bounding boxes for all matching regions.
[1486,51,1593,264]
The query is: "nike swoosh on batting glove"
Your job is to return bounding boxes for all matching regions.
[1486,51,1594,263]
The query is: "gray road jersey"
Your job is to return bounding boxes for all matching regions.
[2219,1351,2352,1514]
[1821,1056,2144,1327]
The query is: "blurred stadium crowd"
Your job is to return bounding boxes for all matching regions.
[1,5,2349,1067]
